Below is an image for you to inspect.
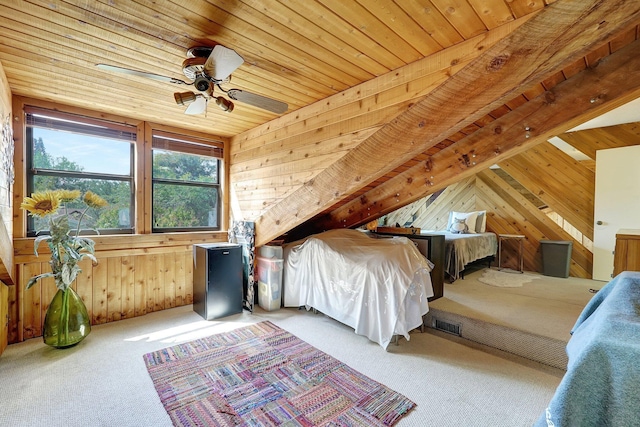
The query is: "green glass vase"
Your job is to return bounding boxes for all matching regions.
[43,287,91,348]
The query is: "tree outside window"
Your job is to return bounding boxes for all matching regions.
[151,133,221,232]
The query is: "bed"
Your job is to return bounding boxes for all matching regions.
[442,231,497,281]
[534,271,640,427]
[282,229,434,349]
[426,210,497,281]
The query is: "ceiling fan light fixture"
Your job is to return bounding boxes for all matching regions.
[174,91,198,106]
[215,96,234,113]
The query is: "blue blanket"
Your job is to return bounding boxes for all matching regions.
[534,271,640,427]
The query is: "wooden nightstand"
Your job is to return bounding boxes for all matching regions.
[498,234,525,273]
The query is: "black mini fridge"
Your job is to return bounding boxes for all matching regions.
[193,243,243,320]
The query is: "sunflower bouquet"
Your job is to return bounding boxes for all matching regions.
[21,189,108,291]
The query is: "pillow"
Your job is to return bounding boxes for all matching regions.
[475,210,487,233]
[447,211,478,234]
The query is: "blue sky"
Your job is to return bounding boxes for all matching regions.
[34,128,131,175]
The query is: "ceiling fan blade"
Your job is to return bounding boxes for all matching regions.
[184,97,207,115]
[96,64,189,85]
[227,89,288,114]
[203,45,244,81]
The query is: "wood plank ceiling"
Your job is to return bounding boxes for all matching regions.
[1,1,640,246]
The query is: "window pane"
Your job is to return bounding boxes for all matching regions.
[152,149,218,184]
[32,128,131,175]
[153,183,218,229]
[32,176,132,231]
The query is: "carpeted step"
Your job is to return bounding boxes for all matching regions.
[424,308,568,370]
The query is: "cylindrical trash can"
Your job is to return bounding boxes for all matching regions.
[540,240,572,278]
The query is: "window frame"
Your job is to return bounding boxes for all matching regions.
[24,107,136,237]
[150,131,223,233]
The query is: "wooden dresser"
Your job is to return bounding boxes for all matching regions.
[613,229,640,276]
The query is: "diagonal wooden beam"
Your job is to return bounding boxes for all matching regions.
[254,0,640,246]
[315,38,640,231]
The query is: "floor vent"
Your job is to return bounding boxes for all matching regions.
[432,318,462,336]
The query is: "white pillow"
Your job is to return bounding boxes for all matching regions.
[475,210,487,233]
[447,211,478,234]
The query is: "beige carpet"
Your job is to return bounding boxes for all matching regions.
[431,268,600,341]
[0,303,563,427]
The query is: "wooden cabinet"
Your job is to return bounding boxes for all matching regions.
[613,230,640,277]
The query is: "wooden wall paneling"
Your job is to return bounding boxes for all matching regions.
[229,22,531,213]
[385,177,477,234]
[20,263,41,339]
[39,265,56,326]
[6,282,17,344]
[232,151,351,188]
[163,253,176,310]
[505,0,546,18]
[412,177,478,231]
[607,122,640,142]
[355,0,443,56]
[230,76,431,161]
[395,1,464,48]
[134,255,147,317]
[475,179,542,272]
[222,1,392,80]
[429,0,489,38]
[292,1,415,70]
[401,195,436,227]
[154,254,165,312]
[0,281,7,354]
[184,252,193,305]
[316,38,640,234]
[244,0,389,76]
[82,1,332,102]
[74,258,94,328]
[467,0,516,30]
[560,125,640,161]
[120,256,135,319]
[498,142,595,239]
[145,254,157,314]
[476,170,592,277]
[175,251,187,307]
[478,178,547,272]
[251,1,640,245]
[231,128,370,177]
[315,1,418,64]
[107,257,122,322]
[382,197,425,228]
[231,18,532,153]
[92,257,108,325]
[11,96,25,240]
[0,3,303,126]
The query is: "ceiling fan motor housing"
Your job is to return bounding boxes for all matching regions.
[194,76,211,92]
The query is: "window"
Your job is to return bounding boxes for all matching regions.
[152,131,222,232]
[26,107,135,236]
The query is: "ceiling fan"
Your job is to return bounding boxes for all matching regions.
[96,45,288,115]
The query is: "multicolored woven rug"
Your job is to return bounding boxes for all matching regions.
[143,321,415,426]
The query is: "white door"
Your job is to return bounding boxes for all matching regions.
[593,145,640,281]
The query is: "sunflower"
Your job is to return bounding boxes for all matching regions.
[55,189,81,203]
[83,191,108,208]
[20,191,61,217]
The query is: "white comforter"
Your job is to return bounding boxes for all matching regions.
[283,229,434,348]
